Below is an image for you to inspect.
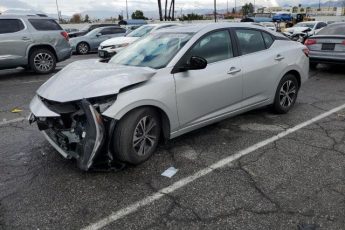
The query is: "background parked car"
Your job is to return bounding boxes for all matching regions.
[68,23,119,38]
[284,21,327,36]
[0,15,71,74]
[70,26,127,54]
[305,22,345,68]
[98,23,180,61]
[260,22,277,32]
[272,12,293,22]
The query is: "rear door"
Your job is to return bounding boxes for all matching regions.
[174,29,243,128]
[233,28,286,106]
[0,18,31,68]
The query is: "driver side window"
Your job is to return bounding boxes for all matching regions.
[187,30,233,64]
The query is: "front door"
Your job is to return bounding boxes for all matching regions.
[173,30,243,128]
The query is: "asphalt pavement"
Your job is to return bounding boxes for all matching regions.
[0,55,345,230]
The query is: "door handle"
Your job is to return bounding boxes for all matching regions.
[22,36,31,41]
[227,67,241,75]
[275,55,285,61]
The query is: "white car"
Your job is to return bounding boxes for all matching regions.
[98,23,180,60]
[260,22,277,32]
[29,23,309,171]
[284,21,327,36]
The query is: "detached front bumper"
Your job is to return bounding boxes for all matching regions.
[29,96,107,171]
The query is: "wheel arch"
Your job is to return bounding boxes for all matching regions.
[104,102,176,141]
[28,44,58,62]
[285,69,301,89]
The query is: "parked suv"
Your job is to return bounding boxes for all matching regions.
[0,15,71,74]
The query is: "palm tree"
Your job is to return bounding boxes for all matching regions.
[158,0,163,21]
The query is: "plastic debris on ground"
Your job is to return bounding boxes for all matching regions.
[161,167,178,178]
[11,108,23,113]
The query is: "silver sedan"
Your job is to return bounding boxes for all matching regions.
[305,22,345,68]
[30,23,309,171]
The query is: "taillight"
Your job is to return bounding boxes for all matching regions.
[304,39,317,46]
[61,31,69,41]
[342,40,345,45]
[303,48,309,57]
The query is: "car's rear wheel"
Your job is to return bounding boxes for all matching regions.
[77,42,90,55]
[113,107,161,165]
[272,74,299,114]
[29,49,56,74]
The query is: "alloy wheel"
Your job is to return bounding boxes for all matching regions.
[279,80,297,108]
[33,53,54,72]
[132,116,158,156]
[78,43,89,54]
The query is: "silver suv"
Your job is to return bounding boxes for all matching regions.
[0,15,72,74]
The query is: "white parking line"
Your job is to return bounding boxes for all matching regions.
[0,117,26,126]
[82,103,345,230]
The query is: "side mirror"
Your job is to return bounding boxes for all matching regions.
[171,56,207,74]
[96,33,102,37]
[188,56,207,70]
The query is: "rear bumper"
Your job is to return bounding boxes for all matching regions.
[309,50,345,64]
[57,47,72,62]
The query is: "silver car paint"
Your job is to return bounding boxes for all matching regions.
[31,23,309,140]
[37,59,156,102]
[0,15,71,69]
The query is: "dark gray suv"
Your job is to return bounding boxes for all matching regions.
[0,15,72,74]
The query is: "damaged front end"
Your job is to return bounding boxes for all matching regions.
[29,95,119,171]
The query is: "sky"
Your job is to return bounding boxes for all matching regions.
[0,0,330,16]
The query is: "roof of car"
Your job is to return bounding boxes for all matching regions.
[157,22,272,33]
[0,14,55,20]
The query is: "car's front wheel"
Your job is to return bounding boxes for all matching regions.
[113,107,161,165]
[77,42,90,55]
[273,74,299,114]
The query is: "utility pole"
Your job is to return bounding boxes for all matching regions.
[55,0,60,23]
[235,0,237,13]
[227,0,229,13]
[254,0,255,13]
[214,0,217,22]
[319,0,321,11]
[125,0,129,19]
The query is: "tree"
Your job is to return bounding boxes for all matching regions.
[131,10,148,20]
[84,14,90,23]
[118,14,123,21]
[292,6,299,13]
[232,8,236,14]
[179,13,204,21]
[70,13,82,23]
[157,0,163,21]
[241,3,254,16]
[300,8,305,12]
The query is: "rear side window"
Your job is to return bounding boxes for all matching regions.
[187,30,233,64]
[262,32,274,48]
[29,19,62,31]
[0,19,25,34]
[235,29,266,55]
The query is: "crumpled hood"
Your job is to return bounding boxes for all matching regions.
[37,59,156,102]
[100,36,139,46]
[285,27,310,34]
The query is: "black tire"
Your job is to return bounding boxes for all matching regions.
[272,74,299,114]
[76,42,90,55]
[310,62,318,69]
[29,49,56,74]
[113,107,161,165]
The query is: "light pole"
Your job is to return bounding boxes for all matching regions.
[214,0,217,22]
[55,0,60,22]
[126,0,129,19]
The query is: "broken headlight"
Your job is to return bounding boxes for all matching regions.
[90,95,117,113]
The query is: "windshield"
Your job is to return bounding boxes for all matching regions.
[86,28,101,36]
[127,25,155,37]
[109,32,193,69]
[294,23,315,29]
[80,25,91,31]
[317,24,345,35]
